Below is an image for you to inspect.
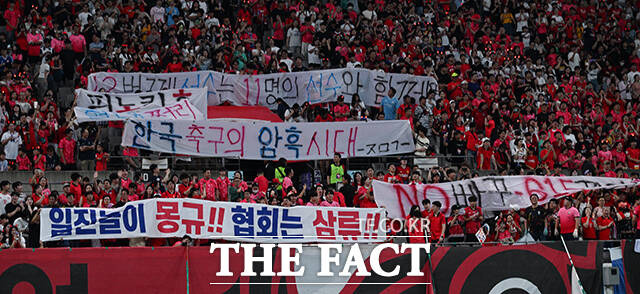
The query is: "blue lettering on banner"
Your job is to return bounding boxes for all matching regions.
[324,72,341,99]
[280,209,303,239]
[256,207,278,237]
[132,122,151,149]
[231,205,254,238]
[258,127,283,159]
[74,209,97,235]
[305,73,322,103]
[99,211,122,234]
[284,127,302,159]
[50,208,72,237]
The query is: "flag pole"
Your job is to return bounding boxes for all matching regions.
[559,235,585,294]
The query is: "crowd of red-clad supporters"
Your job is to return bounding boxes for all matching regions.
[0,158,639,248]
[0,0,639,247]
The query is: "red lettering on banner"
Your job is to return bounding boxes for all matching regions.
[207,127,224,153]
[393,184,418,218]
[524,177,548,202]
[347,127,358,157]
[558,178,575,191]
[156,202,180,233]
[306,131,320,155]
[325,129,329,156]
[543,178,560,194]
[181,202,205,235]
[225,127,245,157]
[207,207,225,233]
[333,129,344,155]
[422,185,451,215]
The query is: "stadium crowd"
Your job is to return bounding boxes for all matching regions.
[0,0,639,247]
[0,157,639,248]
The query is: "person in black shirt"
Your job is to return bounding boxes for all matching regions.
[5,192,23,223]
[522,194,546,241]
[339,174,357,207]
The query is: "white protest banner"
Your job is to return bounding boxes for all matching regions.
[75,87,208,113]
[87,68,438,107]
[40,198,386,243]
[121,119,415,160]
[75,99,204,122]
[373,176,639,218]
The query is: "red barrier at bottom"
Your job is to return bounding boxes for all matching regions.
[0,247,186,294]
[0,241,608,294]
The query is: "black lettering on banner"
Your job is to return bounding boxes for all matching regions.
[391,140,399,150]
[450,183,473,206]
[139,94,155,107]
[378,143,389,153]
[366,144,376,155]
[282,76,299,101]
[265,95,277,105]
[482,177,511,206]
[145,77,155,91]
[396,80,417,100]
[467,180,488,207]
[341,70,364,100]
[574,180,601,189]
[373,74,389,104]
[122,75,141,93]
[215,75,234,103]
[264,77,280,94]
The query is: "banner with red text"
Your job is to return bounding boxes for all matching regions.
[121,119,415,160]
[75,99,204,122]
[87,69,438,107]
[373,176,639,218]
[40,198,386,243]
[75,88,208,113]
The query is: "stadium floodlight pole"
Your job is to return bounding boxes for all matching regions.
[559,235,585,294]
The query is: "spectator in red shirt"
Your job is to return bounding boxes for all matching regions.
[332,95,350,122]
[596,208,614,240]
[476,138,495,170]
[383,164,400,183]
[58,129,76,170]
[396,158,411,183]
[95,144,109,171]
[581,207,597,240]
[406,205,427,244]
[428,201,446,243]
[32,148,46,171]
[464,196,483,242]
[446,205,465,242]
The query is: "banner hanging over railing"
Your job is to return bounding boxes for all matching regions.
[373,176,639,218]
[40,198,386,243]
[75,88,208,113]
[121,119,415,160]
[75,99,204,122]
[87,69,438,107]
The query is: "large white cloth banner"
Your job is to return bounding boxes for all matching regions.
[75,88,208,113]
[40,198,386,243]
[373,176,639,218]
[74,99,204,122]
[121,119,415,160]
[87,69,438,107]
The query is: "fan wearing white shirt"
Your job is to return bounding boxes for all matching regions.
[1,124,22,161]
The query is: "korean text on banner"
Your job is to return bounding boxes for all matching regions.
[373,176,639,218]
[74,99,204,122]
[87,69,438,107]
[121,119,415,160]
[75,87,208,113]
[40,198,386,243]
